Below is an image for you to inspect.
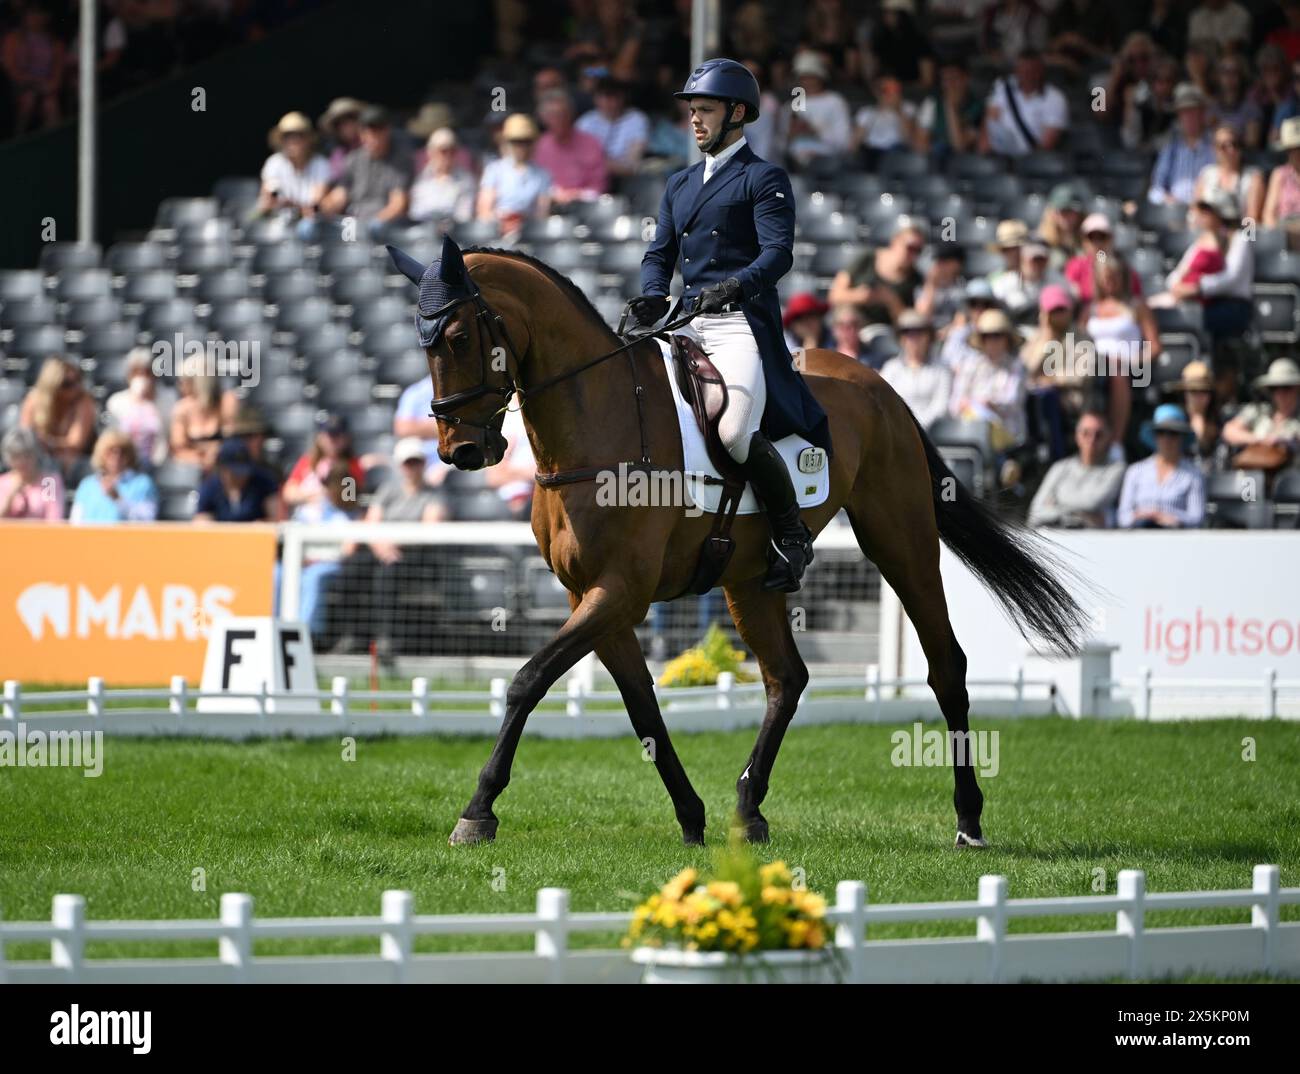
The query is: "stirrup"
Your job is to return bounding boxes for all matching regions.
[762,519,814,592]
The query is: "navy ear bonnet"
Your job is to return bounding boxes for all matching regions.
[387,236,476,349]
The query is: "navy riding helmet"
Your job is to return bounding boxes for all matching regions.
[674,58,760,150]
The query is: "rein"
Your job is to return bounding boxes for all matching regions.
[430,269,696,487]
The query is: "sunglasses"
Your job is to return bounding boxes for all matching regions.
[507,138,534,146]
[904,243,925,255]
[1216,139,1240,149]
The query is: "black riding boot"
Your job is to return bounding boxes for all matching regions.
[738,432,814,592]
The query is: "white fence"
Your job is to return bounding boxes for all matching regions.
[2,866,1294,984]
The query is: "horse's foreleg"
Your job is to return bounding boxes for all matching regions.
[596,627,707,844]
[723,579,808,843]
[450,582,638,845]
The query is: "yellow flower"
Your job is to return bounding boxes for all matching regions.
[705,881,742,907]
[661,867,698,901]
[759,861,792,886]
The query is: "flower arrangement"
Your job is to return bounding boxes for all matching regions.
[624,844,828,954]
[657,623,758,688]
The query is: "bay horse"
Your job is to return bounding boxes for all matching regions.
[387,237,1087,849]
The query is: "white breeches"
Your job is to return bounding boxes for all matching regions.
[678,310,766,463]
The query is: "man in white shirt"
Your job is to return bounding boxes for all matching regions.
[980,50,1069,157]
[785,51,853,169]
[576,77,650,177]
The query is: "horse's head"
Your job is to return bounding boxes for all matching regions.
[387,235,513,470]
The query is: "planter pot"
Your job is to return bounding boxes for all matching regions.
[631,946,837,984]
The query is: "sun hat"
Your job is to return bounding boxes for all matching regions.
[964,277,996,303]
[317,97,365,136]
[1039,284,1072,313]
[1165,360,1214,393]
[897,308,933,332]
[792,52,831,81]
[994,219,1029,248]
[782,292,829,327]
[501,113,539,141]
[1195,186,1240,223]
[428,127,458,151]
[1278,116,1300,152]
[267,111,315,150]
[1253,357,1300,390]
[971,308,1023,348]
[1081,212,1113,237]
[407,102,455,140]
[394,437,427,464]
[1173,82,1206,110]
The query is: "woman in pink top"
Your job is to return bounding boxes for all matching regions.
[1262,117,1300,238]
[0,426,64,520]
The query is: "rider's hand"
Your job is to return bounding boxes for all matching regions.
[628,294,669,327]
[696,277,743,314]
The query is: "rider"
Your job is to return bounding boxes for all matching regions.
[629,58,833,592]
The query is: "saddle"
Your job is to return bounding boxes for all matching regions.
[669,334,747,596]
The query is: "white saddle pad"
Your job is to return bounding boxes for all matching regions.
[656,338,830,516]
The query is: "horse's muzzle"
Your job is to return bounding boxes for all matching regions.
[451,442,485,470]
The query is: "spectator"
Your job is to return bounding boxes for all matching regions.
[281,460,358,644]
[282,414,366,514]
[316,97,365,183]
[1194,123,1266,222]
[1269,1,1300,63]
[1211,54,1263,148]
[940,277,1001,365]
[404,102,459,171]
[194,439,280,522]
[169,362,233,472]
[1021,284,1094,435]
[258,112,330,235]
[881,309,953,428]
[829,303,877,366]
[1184,42,1215,101]
[1120,53,1180,151]
[1166,188,1255,345]
[0,426,63,521]
[949,308,1029,450]
[1083,255,1146,442]
[409,128,477,225]
[915,242,968,328]
[988,218,1029,295]
[394,376,449,483]
[1065,213,1145,302]
[1186,0,1252,57]
[69,430,159,523]
[1164,361,1225,471]
[485,406,537,520]
[984,0,1049,66]
[332,437,449,660]
[865,0,935,87]
[1262,116,1300,241]
[804,0,858,80]
[1148,83,1215,206]
[782,292,832,353]
[105,349,173,471]
[1103,32,1158,129]
[223,404,276,475]
[645,97,696,172]
[19,357,97,482]
[994,233,1067,316]
[1,4,65,134]
[319,106,412,239]
[1117,405,1206,528]
[1039,183,1086,268]
[1254,47,1296,143]
[912,57,982,162]
[979,48,1068,156]
[785,50,854,170]
[739,57,782,162]
[1223,358,1300,466]
[852,75,919,164]
[830,216,926,327]
[1028,409,1126,527]
[577,77,650,178]
[534,89,607,204]
[477,113,553,234]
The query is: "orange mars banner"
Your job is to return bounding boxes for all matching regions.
[0,524,276,685]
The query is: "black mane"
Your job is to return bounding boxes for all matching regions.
[464,245,622,341]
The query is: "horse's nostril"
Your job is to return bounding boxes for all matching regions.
[451,443,484,470]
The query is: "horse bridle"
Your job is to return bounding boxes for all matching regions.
[423,270,698,482]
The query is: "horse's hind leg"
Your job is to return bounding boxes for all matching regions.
[723,579,808,843]
[845,475,985,847]
[596,627,707,845]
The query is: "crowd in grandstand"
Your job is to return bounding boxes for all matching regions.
[4,0,1300,654]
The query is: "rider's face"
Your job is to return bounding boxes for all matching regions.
[687,97,741,149]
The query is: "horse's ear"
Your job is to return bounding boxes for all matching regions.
[386,244,426,286]
[437,234,467,284]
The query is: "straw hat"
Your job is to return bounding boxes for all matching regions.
[407,102,455,140]
[993,219,1029,248]
[1165,360,1214,393]
[316,97,366,136]
[267,111,316,150]
[1253,357,1300,391]
[792,51,831,81]
[970,308,1023,348]
[1172,82,1206,110]
[1278,116,1300,152]
[501,113,539,141]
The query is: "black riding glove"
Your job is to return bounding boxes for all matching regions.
[695,277,744,314]
[628,294,669,327]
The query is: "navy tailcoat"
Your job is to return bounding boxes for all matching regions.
[639,142,833,455]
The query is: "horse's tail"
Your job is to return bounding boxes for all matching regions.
[909,411,1090,657]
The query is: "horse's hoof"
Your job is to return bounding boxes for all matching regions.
[955,829,987,849]
[449,817,498,846]
[682,826,706,847]
[732,817,770,844]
